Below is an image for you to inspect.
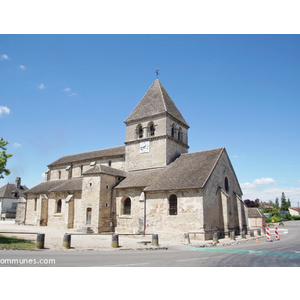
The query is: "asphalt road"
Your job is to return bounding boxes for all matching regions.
[1,221,300,267]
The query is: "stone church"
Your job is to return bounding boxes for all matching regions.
[23,79,248,240]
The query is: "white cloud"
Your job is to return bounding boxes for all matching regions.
[0,106,10,117]
[242,186,300,206]
[241,177,300,205]
[13,143,22,148]
[38,83,45,89]
[63,87,77,97]
[253,178,276,185]
[19,65,26,70]
[1,54,9,60]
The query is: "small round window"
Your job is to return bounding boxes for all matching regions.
[224,177,229,192]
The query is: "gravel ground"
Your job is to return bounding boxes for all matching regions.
[0,220,264,251]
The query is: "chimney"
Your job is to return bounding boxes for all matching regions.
[15,177,21,189]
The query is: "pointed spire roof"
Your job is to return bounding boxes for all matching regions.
[125,79,189,128]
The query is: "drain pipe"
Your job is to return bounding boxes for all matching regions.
[143,191,147,236]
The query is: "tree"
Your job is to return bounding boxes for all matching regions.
[0,137,12,179]
[275,197,280,209]
[280,192,289,211]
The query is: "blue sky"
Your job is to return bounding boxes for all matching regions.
[1,34,300,206]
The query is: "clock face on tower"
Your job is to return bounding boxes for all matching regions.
[139,141,150,153]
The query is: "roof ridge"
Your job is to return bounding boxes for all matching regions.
[181,147,225,156]
[157,80,167,111]
[57,145,125,159]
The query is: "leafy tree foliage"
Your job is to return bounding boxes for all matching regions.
[280,192,290,211]
[0,137,12,179]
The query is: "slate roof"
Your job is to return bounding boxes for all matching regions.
[115,148,225,191]
[83,164,127,178]
[125,79,189,128]
[0,183,28,199]
[25,178,83,194]
[48,145,125,167]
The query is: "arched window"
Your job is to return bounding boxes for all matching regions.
[178,127,183,142]
[58,170,61,179]
[123,197,131,215]
[169,194,177,215]
[149,122,155,136]
[137,124,143,139]
[56,199,62,213]
[224,177,229,192]
[171,124,175,138]
[86,207,92,225]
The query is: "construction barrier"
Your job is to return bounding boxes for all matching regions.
[266,227,272,242]
[275,226,280,240]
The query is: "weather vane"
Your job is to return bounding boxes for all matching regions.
[156,68,160,79]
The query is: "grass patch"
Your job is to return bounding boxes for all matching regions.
[0,234,36,249]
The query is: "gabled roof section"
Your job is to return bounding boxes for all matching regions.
[124,79,189,128]
[115,148,224,191]
[0,183,28,198]
[48,145,125,167]
[83,164,127,178]
[145,148,224,192]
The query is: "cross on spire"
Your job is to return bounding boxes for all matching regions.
[156,68,160,79]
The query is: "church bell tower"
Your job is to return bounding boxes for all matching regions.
[124,79,189,172]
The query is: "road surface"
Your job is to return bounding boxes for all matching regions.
[1,221,300,267]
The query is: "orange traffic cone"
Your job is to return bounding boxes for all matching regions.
[256,237,259,244]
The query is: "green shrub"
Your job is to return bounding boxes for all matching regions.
[266,215,281,223]
[291,215,300,221]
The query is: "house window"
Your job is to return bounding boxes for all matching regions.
[80,165,84,176]
[86,208,92,225]
[169,194,178,215]
[56,199,62,213]
[123,197,131,215]
[58,170,61,179]
[108,160,112,167]
[34,198,37,211]
[149,122,155,136]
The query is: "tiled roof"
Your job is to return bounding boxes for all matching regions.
[0,183,28,199]
[48,145,125,167]
[115,168,162,189]
[124,79,189,128]
[83,164,127,178]
[25,178,83,194]
[115,148,224,191]
[49,178,83,192]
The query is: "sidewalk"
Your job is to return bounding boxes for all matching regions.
[0,221,265,251]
